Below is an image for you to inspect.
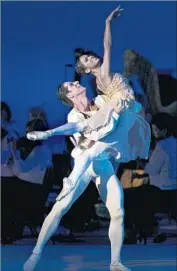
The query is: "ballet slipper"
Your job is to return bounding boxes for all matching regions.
[110,263,131,271]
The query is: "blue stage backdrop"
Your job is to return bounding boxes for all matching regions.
[1,1,176,150]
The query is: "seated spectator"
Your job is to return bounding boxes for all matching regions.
[120,160,149,189]
[11,116,53,235]
[145,113,177,190]
[1,102,22,244]
[28,107,49,130]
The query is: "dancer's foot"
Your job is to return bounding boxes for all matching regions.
[56,178,75,201]
[23,253,41,271]
[27,130,52,141]
[110,263,131,271]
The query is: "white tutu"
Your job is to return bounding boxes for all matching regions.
[99,109,151,162]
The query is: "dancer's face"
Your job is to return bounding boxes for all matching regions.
[63,81,86,100]
[79,54,100,73]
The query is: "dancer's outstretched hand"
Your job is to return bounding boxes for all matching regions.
[27,131,51,141]
[106,6,123,22]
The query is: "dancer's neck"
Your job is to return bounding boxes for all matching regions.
[74,95,91,113]
[91,66,101,77]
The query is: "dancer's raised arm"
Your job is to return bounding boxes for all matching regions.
[101,6,123,77]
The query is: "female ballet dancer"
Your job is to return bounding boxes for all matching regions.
[75,7,141,115]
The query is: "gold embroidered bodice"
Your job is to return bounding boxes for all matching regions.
[96,73,135,103]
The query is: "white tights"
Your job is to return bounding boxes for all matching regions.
[32,168,92,255]
[30,160,124,266]
[68,141,110,185]
[93,160,124,265]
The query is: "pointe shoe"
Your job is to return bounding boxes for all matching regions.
[110,263,131,271]
[56,178,76,201]
[27,131,52,141]
[23,253,41,271]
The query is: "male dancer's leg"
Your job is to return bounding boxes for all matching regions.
[93,160,128,270]
[58,142,110,201]
[23,167,93,271]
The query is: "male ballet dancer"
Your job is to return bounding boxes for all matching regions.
[23,81,132,271]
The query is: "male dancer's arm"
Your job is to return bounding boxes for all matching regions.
[67,108,119,142]
[27,104,119,142]
[52,95,128,142]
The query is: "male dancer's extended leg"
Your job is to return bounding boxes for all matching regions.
[23,169,92,271]
[94,160,130,271]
